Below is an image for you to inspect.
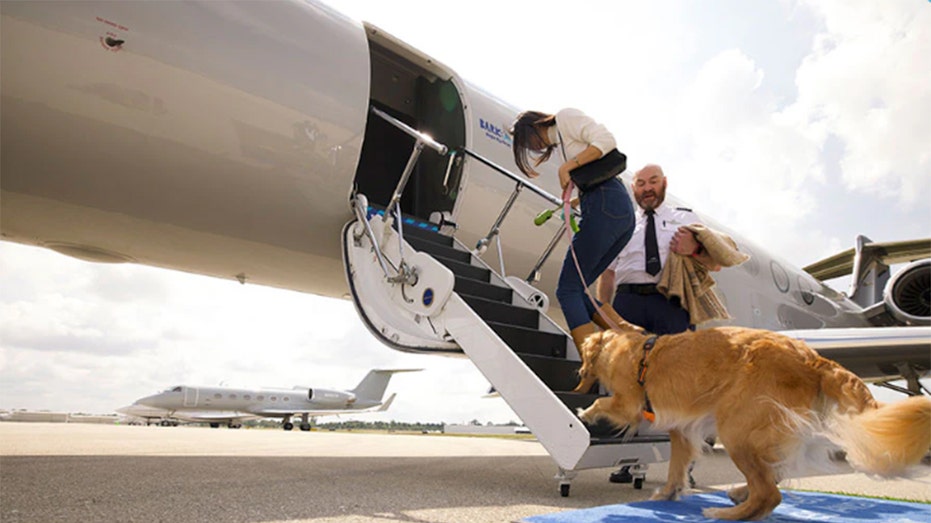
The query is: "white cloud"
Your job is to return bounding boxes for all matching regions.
[792,0,931,206]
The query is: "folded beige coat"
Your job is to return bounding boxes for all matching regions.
[657,224,750,325]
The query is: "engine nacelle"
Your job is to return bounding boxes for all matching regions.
[883,259,931,325]
[307,388,356,407]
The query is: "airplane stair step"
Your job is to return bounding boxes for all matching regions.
[406,235,472,264]
[366,205,456,247]
[516,353,582,392]
[393,218,454,247]
[432,254,491,282]
[461,295,539,329]
[487,321,566,359]
[555,391,634,441]
[454,275,513,302]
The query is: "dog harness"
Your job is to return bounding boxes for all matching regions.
[638,335,659,423]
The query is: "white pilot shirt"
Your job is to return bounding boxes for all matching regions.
[607,202,702,285]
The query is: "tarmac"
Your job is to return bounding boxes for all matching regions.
[1,423,928,522]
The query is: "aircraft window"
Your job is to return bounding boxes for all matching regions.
[214,393,222,399]
[797,276,815,305]
[270,396,277,401]
[229,394,237,399]
[770,261,790,293]
[283,397,290,402]
[257,395,265,401]
[739,246,759,276]
[244,395,251,400]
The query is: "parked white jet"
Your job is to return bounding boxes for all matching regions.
[132,369,417,430]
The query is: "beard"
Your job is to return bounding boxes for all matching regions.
[636,186,666,210]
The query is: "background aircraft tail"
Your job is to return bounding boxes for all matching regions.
[350,369,421,402]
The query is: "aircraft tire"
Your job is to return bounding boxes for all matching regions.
[283,422,294,431]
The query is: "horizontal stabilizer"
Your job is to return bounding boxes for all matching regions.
[376,393,396,412]
[804,238,931,280]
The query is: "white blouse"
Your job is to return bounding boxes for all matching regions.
[547,107,617,161]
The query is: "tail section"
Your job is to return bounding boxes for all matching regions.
[818,360,931,476]
[350,369,421,402]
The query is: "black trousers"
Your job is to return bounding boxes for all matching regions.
[612,291,692,335]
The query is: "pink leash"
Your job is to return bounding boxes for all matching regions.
[562,183,622,332]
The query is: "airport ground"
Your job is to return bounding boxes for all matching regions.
[1,423,928,523]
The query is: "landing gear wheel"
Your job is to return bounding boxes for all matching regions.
[560,483,570,497]
[633,477,644,490]
[283,422,294,431]
[299,423,311,432]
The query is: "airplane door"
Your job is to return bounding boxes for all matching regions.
[355,24,466,222]
[183,387,198,407]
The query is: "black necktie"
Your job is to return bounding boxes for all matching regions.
[645,210,661,276]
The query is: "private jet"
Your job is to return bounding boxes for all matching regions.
[1,0,927,494]
[131,369,416,431]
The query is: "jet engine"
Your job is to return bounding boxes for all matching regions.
[307,388,357,407]
[883,259,931,325]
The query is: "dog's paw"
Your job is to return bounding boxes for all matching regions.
[702,507,741,520]
[649,487,680,501]
[576,407,592,423]
[727,485,749,504]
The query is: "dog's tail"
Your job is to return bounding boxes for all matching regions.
[818,360,931,476]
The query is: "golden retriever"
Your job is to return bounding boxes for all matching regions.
[574,325,931,521]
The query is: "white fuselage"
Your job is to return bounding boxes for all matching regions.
[137,385,367,415]
[0,0,869,333]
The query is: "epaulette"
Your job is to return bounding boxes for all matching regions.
[675,207,693,212]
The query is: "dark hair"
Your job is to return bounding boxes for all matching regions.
[509,111,557,177]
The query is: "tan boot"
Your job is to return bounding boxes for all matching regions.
[570,322,598,393]
[592,303,640,332]
[569,322,598,351]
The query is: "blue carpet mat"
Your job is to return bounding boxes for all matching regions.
[523,491,931,522]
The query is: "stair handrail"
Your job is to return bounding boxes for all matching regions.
[370,107,449,221]
[461,149,561,207]
[461,148,577,282]
[364,108,575,285]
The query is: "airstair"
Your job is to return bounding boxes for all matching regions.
[342,108,670,496]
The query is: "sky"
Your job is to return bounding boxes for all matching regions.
[1,0,929,423]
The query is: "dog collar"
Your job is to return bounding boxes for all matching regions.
[638,335,659,423]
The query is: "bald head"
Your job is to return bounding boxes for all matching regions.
[632,164,667,211]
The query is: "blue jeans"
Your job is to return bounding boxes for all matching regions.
[556,178,634,329]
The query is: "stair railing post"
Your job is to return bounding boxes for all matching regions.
[474,182,522,261]
[351,196,393,280]
[384,140,425,231]
[527,225,565,283]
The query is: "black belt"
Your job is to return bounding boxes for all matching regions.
[616,283,658,295]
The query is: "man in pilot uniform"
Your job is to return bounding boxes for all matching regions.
[596,163,719,484]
